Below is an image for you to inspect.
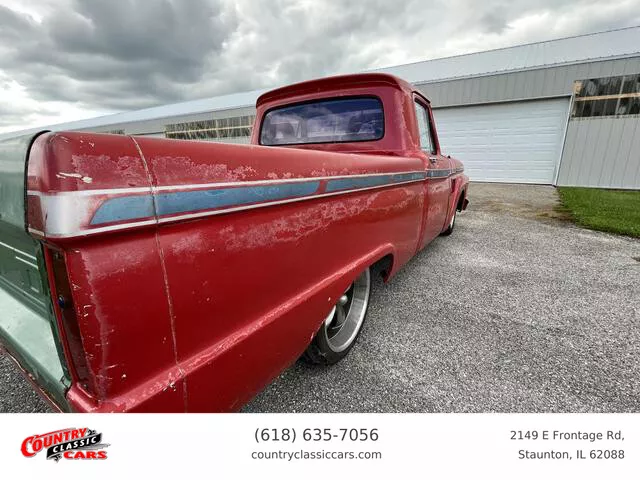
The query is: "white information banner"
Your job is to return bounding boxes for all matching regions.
[1,414,636,479]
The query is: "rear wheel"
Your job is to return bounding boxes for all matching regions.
[304,267,371,365]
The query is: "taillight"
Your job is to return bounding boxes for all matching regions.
[45,247,93,393]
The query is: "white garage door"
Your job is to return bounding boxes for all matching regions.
[434,98,570,184]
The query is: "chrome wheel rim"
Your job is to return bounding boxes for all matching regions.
[323,268,371,353]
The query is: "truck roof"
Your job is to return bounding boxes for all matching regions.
[256,72,416,107]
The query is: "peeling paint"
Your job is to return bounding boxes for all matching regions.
[217,194,379,252]
[150,156,259,183]
[310,167,376,177]
[56,172,93,184]
[75,249,111,399]
[168,231,206,259]
[266,171,298,180]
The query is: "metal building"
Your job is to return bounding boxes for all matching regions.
[3,27,639,189]
[395,26,640,189]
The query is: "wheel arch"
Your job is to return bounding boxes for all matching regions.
[334,244,395,295]
[372,253,395,282]
[456,188,466,211]
[309,244,396,335]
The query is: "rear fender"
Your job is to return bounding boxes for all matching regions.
[182,243,396,412]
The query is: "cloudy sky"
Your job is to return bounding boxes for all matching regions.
[1,0,639,133]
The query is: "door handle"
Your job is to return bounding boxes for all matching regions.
[428,156,437,164]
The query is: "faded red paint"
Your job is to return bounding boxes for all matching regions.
[24,73,468,412]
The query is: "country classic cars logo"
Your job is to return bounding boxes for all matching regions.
[21,428,109,461]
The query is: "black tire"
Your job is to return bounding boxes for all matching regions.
[303,267,371,365]
[440,207,456,236]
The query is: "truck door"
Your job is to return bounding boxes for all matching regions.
[414,98,451,248]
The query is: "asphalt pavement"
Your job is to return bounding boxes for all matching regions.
[2,183,639,412]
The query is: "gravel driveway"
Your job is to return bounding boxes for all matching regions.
[2,183,639,412]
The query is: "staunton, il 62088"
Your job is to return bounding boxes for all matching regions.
[0,73,468,412]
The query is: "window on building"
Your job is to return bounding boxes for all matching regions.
[259,97,384,146]
[165,115,255,140]
[103,129,125,135]
[572,74,640,118]
[414,101,435,153]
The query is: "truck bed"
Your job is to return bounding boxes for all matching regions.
[0,133,69,409]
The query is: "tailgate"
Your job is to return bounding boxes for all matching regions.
[0,133,70,409]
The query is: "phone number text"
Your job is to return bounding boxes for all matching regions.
[254,428,379,444]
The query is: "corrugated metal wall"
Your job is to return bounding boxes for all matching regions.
[417,57,640,108]
[556,116,640,188]
[79,105,257,138]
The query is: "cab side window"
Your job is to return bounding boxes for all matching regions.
[414,101,435,154]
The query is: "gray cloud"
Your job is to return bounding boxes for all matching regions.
[0,0,639,132]
[0,0,236,111]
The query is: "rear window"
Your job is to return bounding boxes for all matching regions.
[260,97,384,146]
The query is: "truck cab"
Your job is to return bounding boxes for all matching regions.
[252,73,465,246]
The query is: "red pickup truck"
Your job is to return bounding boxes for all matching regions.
[0,73,468,412]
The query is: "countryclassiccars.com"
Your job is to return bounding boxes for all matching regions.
[0,73,468,412]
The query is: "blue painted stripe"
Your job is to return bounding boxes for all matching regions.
[325,172,425,193]
[155,181,320,217]
[90,170,441,226]
[91,181,320,225]
[426,169,452,178]
[91,194,155,225]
